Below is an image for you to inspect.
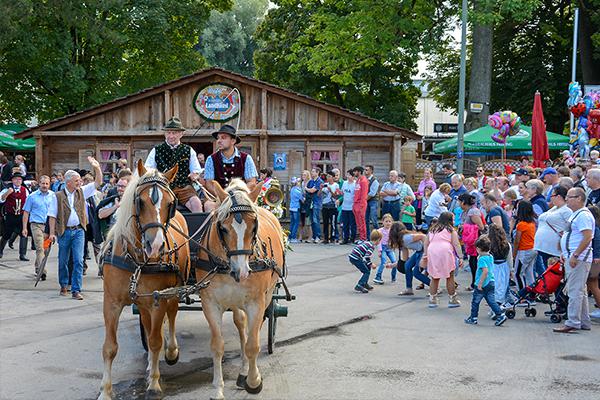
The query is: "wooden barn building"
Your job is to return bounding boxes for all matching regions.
[17,68,420,184]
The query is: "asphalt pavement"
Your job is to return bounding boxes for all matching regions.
[0,242,599,400]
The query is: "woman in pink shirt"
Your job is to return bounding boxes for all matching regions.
[418,168,437,194]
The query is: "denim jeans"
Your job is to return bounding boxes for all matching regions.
[311,207,322,239]
[349,257,371,287]
[365,200,379,233]
[341,210,357,242]
[382,200,401,221]
[375,244,397,281]
[58,228,85,293]
[289,210,300,240]
[405,250,431,289]
[535,251,554,278]
[469,282,503,319]
[424,215,435,228]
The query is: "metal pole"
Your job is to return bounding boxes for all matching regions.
[456,0,468,174]
[570,7,579,133]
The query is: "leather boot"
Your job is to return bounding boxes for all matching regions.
[19,236,29,261]
[0,238,7,258]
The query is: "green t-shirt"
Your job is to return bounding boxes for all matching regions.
[401,205,416,224]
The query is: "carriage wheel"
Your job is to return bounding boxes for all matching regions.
[505,309,516,319]
[266,285,280,355]
[550,314,561,323]
[139,314,149,352]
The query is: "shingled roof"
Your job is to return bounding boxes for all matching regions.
[17,67,419,139]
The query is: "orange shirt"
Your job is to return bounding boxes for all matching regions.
[516,221,535,250]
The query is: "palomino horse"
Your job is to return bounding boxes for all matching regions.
[98,160,190,400]
[196,179,284,399]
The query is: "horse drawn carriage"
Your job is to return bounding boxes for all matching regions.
[132,210,295,356]
[97,161,294,400]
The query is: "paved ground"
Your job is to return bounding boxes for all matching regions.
[1,242,599,400]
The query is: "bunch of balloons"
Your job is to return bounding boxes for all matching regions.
[568,81,600,157]
[488,111,521,144]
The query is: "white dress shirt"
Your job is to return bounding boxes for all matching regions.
[144,142,202,174]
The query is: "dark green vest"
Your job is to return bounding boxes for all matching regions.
[154,142,192,188]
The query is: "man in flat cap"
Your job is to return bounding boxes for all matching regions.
[203,124,258,211]
[145,117,204,212]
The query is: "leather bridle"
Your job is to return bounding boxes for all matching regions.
[133,174,178,237]
[216,191,258,259]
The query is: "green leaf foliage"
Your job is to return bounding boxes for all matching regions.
[254,0,454,130]
[0,0,232,123]
[198,0,269,77]
[426,0,584,133]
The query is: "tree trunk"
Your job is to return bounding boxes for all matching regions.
[578,0,600,85]
[465,1,493,132]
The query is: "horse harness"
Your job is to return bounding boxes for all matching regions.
[103,185,290,305]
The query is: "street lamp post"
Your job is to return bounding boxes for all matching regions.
[569,8,579,133]
[457,0,468,174]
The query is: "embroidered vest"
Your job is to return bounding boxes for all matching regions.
[210,150,248,188]
[154,142,192,188]
[4,187,27,215]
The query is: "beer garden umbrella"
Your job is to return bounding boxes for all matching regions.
[433,125,570,154]
[531,91,550,167]
[0,125,36,151]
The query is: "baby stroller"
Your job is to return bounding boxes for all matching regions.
[505,260,568,323]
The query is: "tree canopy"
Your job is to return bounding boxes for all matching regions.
[254,0,455,130]
[426,0,598,133]
[0,0,231,123]
[198,0,269,77]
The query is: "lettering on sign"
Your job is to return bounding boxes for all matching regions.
[193,83,241,122]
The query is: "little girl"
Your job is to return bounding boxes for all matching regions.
[373,214,397,285]
[421,212,463,308]
[401,196,416,231]
[420,186,433,231]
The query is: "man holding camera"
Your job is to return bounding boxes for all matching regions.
[98,175,132,232]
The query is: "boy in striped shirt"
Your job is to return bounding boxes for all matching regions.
[349,229,383,293]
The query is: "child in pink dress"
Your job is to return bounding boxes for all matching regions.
[421,212,463,308]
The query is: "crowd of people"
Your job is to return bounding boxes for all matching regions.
[4,116,600,332]
[2,117,260,301]
[338,157,600,332]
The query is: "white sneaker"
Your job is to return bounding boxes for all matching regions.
[589,310,600,319]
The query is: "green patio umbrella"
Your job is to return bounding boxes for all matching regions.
[433,125,570,154]
[0,126,36,151]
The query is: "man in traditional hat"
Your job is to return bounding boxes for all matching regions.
[0,172,29,260]
[203,124,258,211]
[144,117,204,212]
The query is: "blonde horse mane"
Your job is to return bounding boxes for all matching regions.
[101,168,164,253]
[216,179,259,222]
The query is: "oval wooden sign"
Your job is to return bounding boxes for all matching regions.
[193,83,241,122]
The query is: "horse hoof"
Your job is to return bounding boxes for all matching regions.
[165,352,179,366]
[236,374,247,389]
[145,389,163,400]
[244,377,263,394]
